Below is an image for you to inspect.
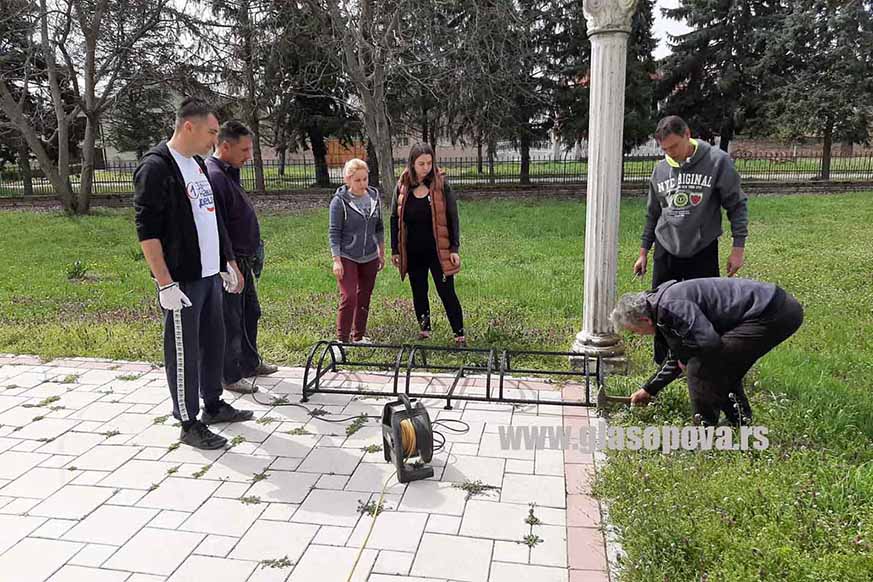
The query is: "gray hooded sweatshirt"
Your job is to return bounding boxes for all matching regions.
[642,139,749,258]
[329,185,385,263]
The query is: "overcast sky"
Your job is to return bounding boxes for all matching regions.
[652,0,692,60]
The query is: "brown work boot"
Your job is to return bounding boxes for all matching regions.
[223,378,258,394]
[253,362,278,376]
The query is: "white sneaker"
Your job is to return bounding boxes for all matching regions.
[223,378,258,394]
[353,336,373,344]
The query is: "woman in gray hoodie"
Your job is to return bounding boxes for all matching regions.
[328,158,385,343]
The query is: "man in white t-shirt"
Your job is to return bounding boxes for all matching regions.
[134,97,254,450]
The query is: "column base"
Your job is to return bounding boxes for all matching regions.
[569,331,628,375]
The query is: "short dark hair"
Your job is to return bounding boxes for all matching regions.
[175,97,215,125]
[218,120,252,144]
[654,115,689,142]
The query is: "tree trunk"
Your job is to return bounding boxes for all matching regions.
[16,141,34,197]
[429,107,437,153]
[308,125,330,187]
[719,117,734,153]
[476,134,483,174]
[421,103,428,143]
[487,137,496,185]
[375,127,395,193]
[78,114,98,214]
[360,96,395,193]
[76,0,105,216]
[38,0,74,212]
[241,0,265,193]
[519,131,531,185]
[821,120,833,180]
[250,128,266,192]
[366,139,380,188]
[0,82,73,208]
[274,110,287,176]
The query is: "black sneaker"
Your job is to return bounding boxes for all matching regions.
[180,420,227,450]
[201,402,254,425]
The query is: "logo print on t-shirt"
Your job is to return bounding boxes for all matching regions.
[690,192,703,206]
[672,192,689,208]
[188,181,215,212]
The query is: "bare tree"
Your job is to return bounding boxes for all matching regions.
[307,0,508,191]
[303,0,405,191]
[71,0,173,212]
[0,0,174,214]
[0,0,77,208]
[264,0,361,187]
[203,0,271,192]
[443,1,540,181]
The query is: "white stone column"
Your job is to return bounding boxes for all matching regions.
[572,0,637,362]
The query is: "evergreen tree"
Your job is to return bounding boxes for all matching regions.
[657,0,779,151]
[107,85,174,159]
[761,0,873,178]
[551,0,658,154]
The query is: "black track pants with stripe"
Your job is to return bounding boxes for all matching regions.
[162,274,225,423]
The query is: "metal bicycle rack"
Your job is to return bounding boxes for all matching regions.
[301,340,630,410]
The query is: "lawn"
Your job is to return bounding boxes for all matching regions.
[0,192,871,580]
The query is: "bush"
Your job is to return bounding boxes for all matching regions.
[65,260,88,281]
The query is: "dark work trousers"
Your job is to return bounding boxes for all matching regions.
[336,257,380,342]
[407,249,464,337]
[162,274,225,423]
[223,257,262,384]
[685,292,804,426]
[651,239,720,363]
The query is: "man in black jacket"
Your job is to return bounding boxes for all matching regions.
[134,97,254,450]
[610,278,803,426]
[206,120,278,394]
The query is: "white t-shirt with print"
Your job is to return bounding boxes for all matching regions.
[168,146,220,278]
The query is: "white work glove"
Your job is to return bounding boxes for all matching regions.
[220,268,239,293]
[158,282,192,311]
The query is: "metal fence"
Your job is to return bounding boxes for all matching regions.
[3,154,873,197]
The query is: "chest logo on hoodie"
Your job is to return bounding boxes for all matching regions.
[665,190,704,210]
[672,192,689,208]
[656,173,714,194]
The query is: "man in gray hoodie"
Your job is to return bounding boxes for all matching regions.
[611,278,803,426]
[634,115,750,363]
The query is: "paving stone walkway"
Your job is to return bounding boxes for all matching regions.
[0,354,609,582]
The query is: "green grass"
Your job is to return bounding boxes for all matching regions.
[594,193,873,581]
[1,193,872,579]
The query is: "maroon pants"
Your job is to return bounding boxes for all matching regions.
[336,257,379,341]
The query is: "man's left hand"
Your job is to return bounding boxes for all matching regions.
[222,261,244,293]
[726,247,745,277]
